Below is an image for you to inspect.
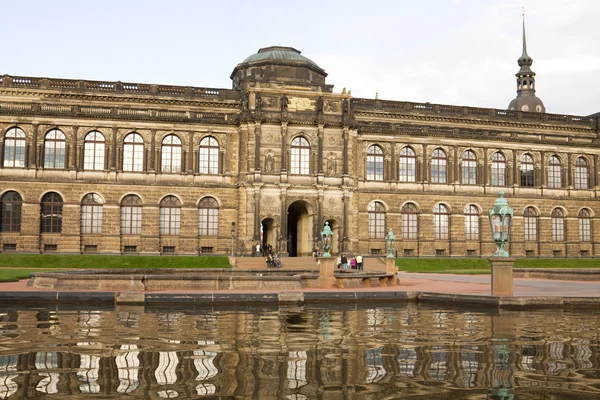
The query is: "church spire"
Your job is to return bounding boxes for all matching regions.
[508,8,545,113]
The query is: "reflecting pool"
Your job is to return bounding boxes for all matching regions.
[0,303,599,399]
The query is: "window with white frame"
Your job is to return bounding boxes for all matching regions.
[160,196,181,235]
[434,204,449,240]
[547,155,562,189]
[551,208,565,241]
[366,145,384,181]
[401,203,418,239]
[199,136,219,174]
[161,135,182,173]
[83,131,105,171]
[120,195,142,235]
[81,193,103,234]
[43,129,66,169]
[464,204,479,240]
[579,208,592,242]
[399,147,416,182]
[123,133,144,172]
[462,150,477,185]
[290,136,310,175]
[491,152,506,186]
[520,154,535,187]
[524,207,538,241]
[431,149,447,184]
[198,197,219,236]
[575,157,589,189]
[3,127,26,168]
[368,201,386,239]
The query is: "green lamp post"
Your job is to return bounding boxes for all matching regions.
[385,228,396,258]
[488,191,514,257]
[320,221,334,257]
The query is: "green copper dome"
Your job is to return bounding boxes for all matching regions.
[242,46,322,70]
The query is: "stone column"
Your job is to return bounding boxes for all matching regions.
[149,129,156,172]
[253,188,261,240]
[342,127,349,175]
[453,145,459,183]
[512,152,518,186]
[30,124,38,169]
[317,191,324,241]
[540,151,546,186]
[279,189,288,254]
[254,122,261,171]
[317,124,324,174]
[567,154,573,187]
[489,257,515,296]
[483,147,488,185]
[390,143,396,181]
[187,131,194,174]
[342,194,349,253]
[280,122,287,172]
[422,144,428,182]
[70,126,78,170]
[110,127,118,171]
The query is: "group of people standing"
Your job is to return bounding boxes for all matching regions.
[337,254,363,270]
[255,242,282,268]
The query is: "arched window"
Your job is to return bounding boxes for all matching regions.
[548,155,562,189]
[199,136,219,175]
[520,154,535,187]
[366,145,384,181]
[367,201,385,239]
[401,203,418,239]
[3,127,26,168]
[198,197,219,236]
[0,191,22,232]
[160,196,181,235]
[431,149,447,184]
[579,208,592,242]
[399,147,416,182]
[83,131,105,171]
[551,208,565,241]
[43,129,66,169]
[161,135,182,174]
[462,150,477,185]
[123,133,144,172]
[523,207,538,241]
[81,194,103,234]
[290,136,310,175]
[41,192,63,233]
[464,205,479,240]
[491,152,506,186]
[434,204,449,240]
[575,157,589,190]
[121,195,142,235]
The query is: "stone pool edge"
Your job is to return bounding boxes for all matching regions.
[1,290,600,309]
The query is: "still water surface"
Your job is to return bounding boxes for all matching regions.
[0,303,599,399]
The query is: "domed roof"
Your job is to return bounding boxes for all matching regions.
[241,46,322,70]
[508,95,545,113]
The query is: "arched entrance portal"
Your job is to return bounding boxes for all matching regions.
[261,218,277,254]
[325,219,340,255]
[288,201,312,257]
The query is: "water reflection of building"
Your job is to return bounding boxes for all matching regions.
[0,306,599,399]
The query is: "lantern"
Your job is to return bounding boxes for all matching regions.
[488,191,514,257]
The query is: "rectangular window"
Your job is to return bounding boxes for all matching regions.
[491,165,506,186]
[580,250,590,257]
[2,243,16,252]
[462,162,476,185]
[548,166,562,188]
[403,249,414,256]
[435,249,446,256]
[84,245,98,253]
[434,214,449,240]
[370,248,381,255]
[575,166,589,189]
[524,217,537,241]
[525,250,535,257]
[81,205,103,234]
[199,208,219,236]
[552,218,564,242]
[467,250,476,256]
[553,250,562,258]
[44,244,57,252]
[520,167,534,187]
[200,246,213,254]
[402,214,418,240]
[431,160,447,183]
[121,206,142,235]
[162,246,175,253]
[579,218,591,242]
[123,245,137,254]
[399,158,416,182]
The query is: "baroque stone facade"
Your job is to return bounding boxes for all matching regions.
[0,45,599,257]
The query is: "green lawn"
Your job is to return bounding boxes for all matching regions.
[396,257,600,274]
[0,254,231,282]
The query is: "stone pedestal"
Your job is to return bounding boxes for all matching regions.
[489,257,515,297]
[385,257,396,274]
[316,257,337,288]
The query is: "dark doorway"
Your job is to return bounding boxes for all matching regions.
[287,201,310,257]
[261,218,276,254]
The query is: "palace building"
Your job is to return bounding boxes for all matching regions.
[0,24,599,258]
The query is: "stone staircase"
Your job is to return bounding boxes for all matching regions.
[232,256,319,270]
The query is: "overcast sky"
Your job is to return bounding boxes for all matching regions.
[3,0,598,116]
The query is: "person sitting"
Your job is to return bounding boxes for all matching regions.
[266,254,274,268]
[274,254,282,269]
